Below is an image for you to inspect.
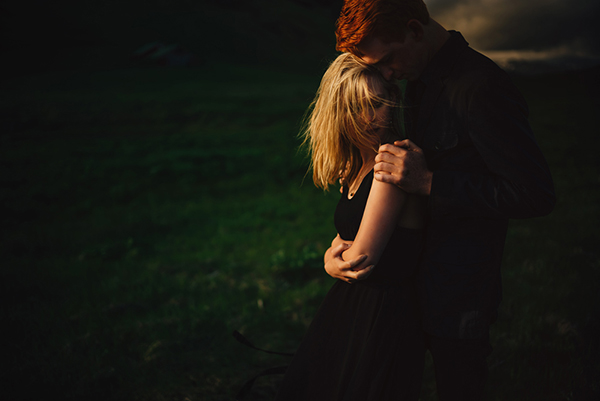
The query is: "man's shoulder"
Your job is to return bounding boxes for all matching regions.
[455,44,502,72]
[447,47,513,93]
[437,31,507,81]
[463,47,506,74]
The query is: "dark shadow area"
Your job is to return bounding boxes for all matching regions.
[1,1,599,400]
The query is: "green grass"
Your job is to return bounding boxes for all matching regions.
[1,64,599,400]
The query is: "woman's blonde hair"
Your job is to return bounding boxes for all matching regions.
[302,52,401,190]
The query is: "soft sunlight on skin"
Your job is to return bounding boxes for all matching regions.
[357,19,449,82]
[353,19,450,196]
[358,35,423,81]
[361,77,392,138]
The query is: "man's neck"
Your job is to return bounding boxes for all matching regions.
[421,19,451,71]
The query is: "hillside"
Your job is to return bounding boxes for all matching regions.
[2,0,343,76]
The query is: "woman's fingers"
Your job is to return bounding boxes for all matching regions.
[345,265,375,283]
[346,254,367,268]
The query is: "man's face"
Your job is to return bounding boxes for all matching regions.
[358,34,425,82]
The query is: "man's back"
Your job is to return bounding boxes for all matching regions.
[407,31,555,339]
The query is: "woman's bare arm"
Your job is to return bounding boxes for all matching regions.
[324,234,375,283]
[324,234,351,264]
[324,242,370,282]
[331,234,352,251]
[341,177,408,273]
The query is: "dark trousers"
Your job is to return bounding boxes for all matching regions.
[426,331,492,401]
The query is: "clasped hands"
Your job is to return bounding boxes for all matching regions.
[324,235,374,284]
[324,139,432,283]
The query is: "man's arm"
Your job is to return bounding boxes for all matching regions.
[429,74,555,219]
[375,75,555,220]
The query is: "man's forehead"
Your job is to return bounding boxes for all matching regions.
[357,36,392,65]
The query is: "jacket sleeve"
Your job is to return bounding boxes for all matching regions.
[428,73,556,220]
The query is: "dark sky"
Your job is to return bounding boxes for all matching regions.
[2,0,599,73]
[427,0,600,67]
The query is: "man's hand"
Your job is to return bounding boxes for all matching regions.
[375,139,433,195]
[324,242,374,284]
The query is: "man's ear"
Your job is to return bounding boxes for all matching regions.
[406,19,425,41]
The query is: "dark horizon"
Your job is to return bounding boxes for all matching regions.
[2,0,599,77]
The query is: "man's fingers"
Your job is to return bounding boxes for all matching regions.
[393,139,409,147]
[374,157,400,175]
[374,157,402,186]
[374,172,399,185]
[393,139,423,153]
[378,143,406,157]
[375,151,404,165]
[378,140,423,161]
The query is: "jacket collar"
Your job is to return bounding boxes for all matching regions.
[412,31,469,139]
[419,30,469,86]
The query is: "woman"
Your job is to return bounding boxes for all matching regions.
[274,53,426,401]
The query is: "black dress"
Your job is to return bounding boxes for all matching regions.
[275,170,426,401]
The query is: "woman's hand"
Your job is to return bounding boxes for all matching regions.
[331,234,353,250]
[324,234,353,265]
[324,242,374,284]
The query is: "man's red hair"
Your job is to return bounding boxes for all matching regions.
[335,0,430,55]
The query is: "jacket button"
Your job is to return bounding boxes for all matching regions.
[435,141,441,150]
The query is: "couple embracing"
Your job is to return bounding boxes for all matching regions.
[275,1,555,400]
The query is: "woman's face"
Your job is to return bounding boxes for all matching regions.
[360,77,392,139]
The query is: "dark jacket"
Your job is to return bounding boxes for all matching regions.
[408,32,556,339]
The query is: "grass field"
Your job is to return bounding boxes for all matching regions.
[1,61,599,400]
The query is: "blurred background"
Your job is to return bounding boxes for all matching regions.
[1,0,599,400]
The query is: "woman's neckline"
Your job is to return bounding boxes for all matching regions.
[347,168,374,200]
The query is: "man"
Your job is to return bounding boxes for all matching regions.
[325,0,556,399]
